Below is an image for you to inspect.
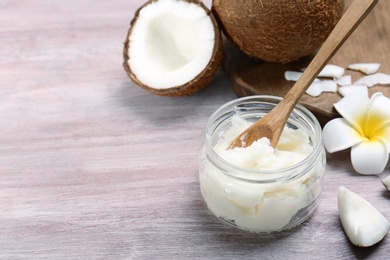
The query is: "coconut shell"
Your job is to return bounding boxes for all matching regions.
[123,0,223,97]
[212,0,344,63]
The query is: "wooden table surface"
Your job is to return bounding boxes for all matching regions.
[1,1,389,259]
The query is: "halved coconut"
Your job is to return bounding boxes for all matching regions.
[123,0,223,97]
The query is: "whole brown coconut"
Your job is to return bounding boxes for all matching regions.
[212,0,345,63]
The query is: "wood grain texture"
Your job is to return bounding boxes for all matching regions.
[0,0,389,259]
[223,0,390,126]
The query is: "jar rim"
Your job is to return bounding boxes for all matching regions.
[204,95,323,181]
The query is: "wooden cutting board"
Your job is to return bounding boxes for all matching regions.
[222,0,390,126]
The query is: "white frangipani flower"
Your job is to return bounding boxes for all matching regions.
[323,92,390,175]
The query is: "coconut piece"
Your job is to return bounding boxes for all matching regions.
[284,71,321,83]
[284,71,303,81]
[301,64,345,78]
[306,80,337,97]
[382,176,390,191]
[338,84,368,97]
[318,64,345,78]
[354,73,390,87]
[335,75,352,86]
[348,63,381,75]
[123,0,223,97]
[338,186,390,247]
[212,0,344,63]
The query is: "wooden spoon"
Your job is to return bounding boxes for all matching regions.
[228,0,378,150]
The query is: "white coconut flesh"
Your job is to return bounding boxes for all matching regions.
[338,186,390,247]
[128,0,215,89]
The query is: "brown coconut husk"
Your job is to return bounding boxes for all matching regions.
[212,0,345,63]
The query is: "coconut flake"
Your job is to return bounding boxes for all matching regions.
[301,64,345,78]
[382,175,390,191]
[306,80,337,97]
[319,64,345,78]
[335,75,352,86]
[284,71,321,84]
[354,73,390,87]
[348,63,381,75]
[284,71,303,81]
[338,84,368,97]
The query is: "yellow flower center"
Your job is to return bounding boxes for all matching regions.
[362,112,386,141]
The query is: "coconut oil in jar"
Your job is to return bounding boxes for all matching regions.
[199,96,326,233]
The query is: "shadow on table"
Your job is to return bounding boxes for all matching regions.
[347,235,387,260]
[116,69,236,127]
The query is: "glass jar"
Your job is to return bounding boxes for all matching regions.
[199,95,326,233]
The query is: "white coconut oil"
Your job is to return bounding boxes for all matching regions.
[199,96,326,233]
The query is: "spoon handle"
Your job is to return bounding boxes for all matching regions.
[282,0,379,110]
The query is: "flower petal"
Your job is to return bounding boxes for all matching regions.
[334,92,370,135]
[367,92,390,126]
[351,138,389,175]
[371,121,390,150]
[364,93,390,146]
[323,118,365,153]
